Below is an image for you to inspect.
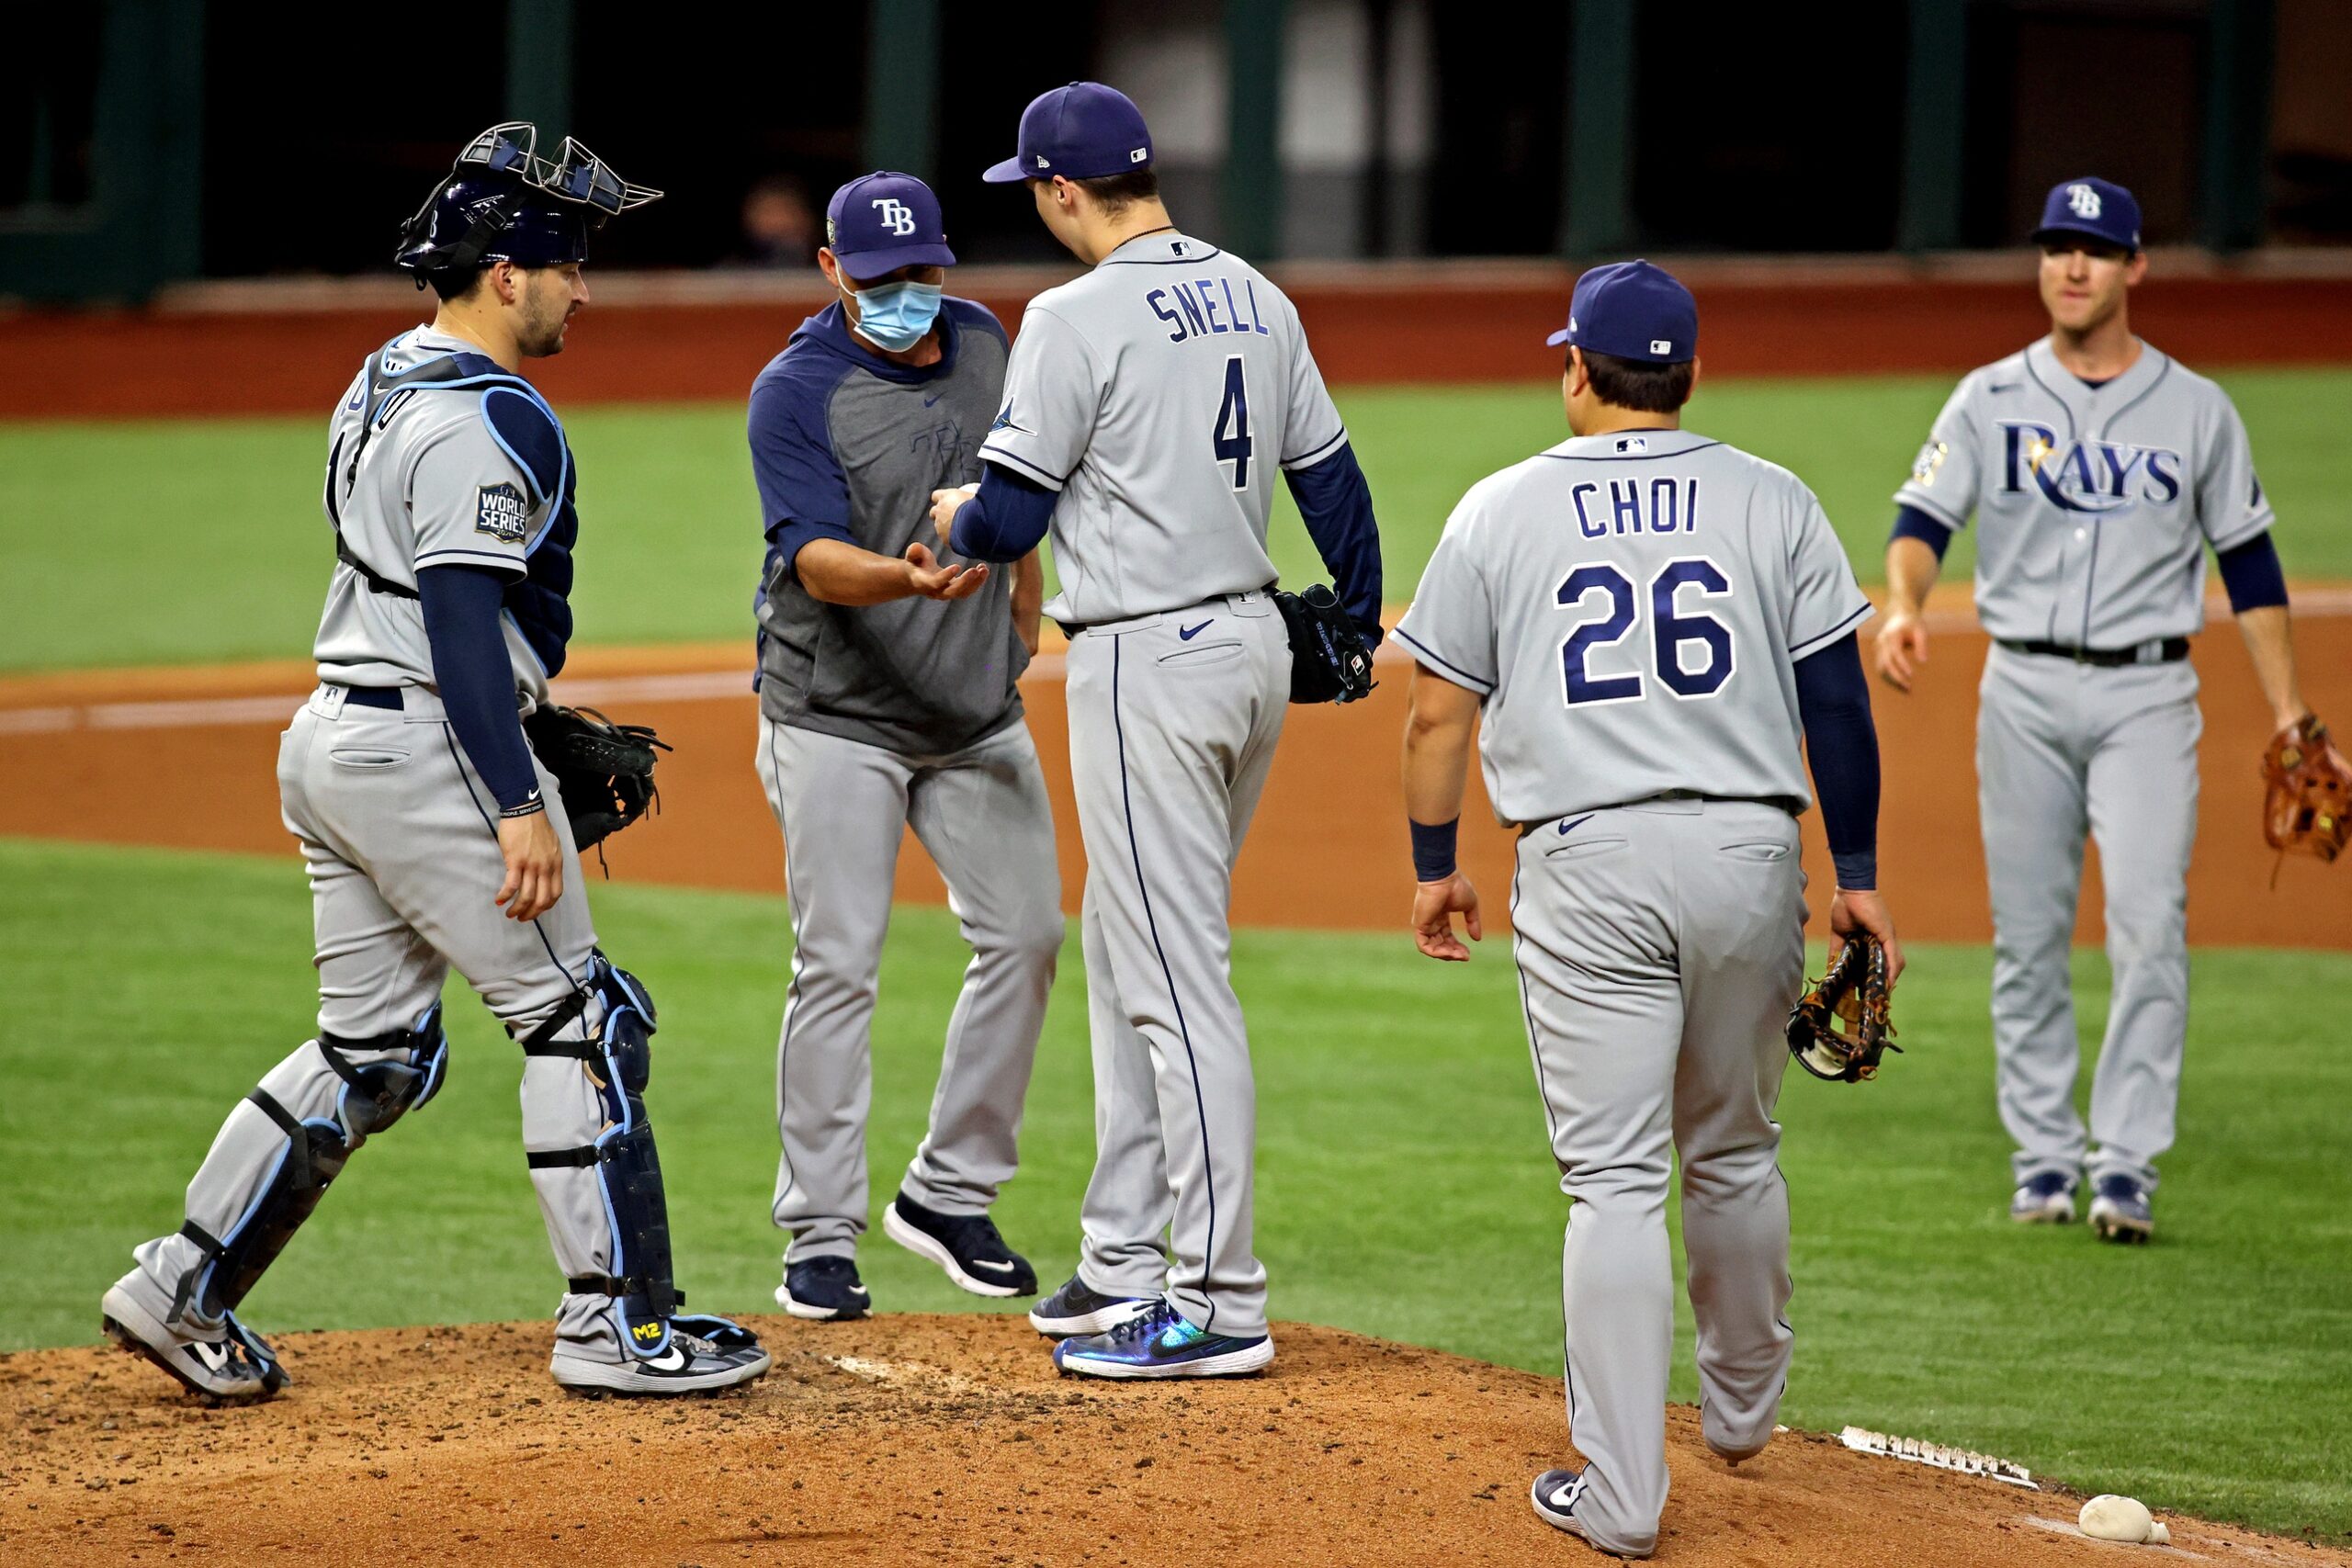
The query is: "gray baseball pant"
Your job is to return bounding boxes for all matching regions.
[1512,796,1805,1558]
[754,715,1063,1261]
[119,685,650,1360]
[1977,645,2199,1191]
[1063,592,1290,1339]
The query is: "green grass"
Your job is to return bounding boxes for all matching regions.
[5,836,2347,1536]
[6,367,2351,672]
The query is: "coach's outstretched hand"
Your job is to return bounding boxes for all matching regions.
[1827,886,1905,986]
[1412,873,1484,962]
[903,542,990,602]
[496,809,565,922]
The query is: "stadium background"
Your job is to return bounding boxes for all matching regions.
[4,1,2350,1558]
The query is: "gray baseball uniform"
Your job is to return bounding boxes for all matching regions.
[747,298,1061,1267]
[110,328,695,1373]
[1895,339,2271,1191]
[1397,428,1871,1556]
[980,230,1348,1338]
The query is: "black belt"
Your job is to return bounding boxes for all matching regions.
[1999,637,2188,668]
[332,684,403,710]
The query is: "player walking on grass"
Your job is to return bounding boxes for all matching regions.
[747,172,1062,1322]
[932,82,1384,1378]
[1397,262,1895,1556]
[1879,177,2329,1244]
[100,125,768,1402]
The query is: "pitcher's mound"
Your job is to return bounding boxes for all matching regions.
[0,1314,2334,1566]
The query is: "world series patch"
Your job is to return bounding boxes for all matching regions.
[475,481,529,544]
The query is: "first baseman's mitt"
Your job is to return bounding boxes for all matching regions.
[2260,715,2352,869]
[524,704,670,854]
[1273,583,1377,705]
[1786,936,1899,1083]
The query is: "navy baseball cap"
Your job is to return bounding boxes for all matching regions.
[1545,259,1698,365]
[2031,176,2142,252]
[825,172,956,280]
[981,82,1154,184]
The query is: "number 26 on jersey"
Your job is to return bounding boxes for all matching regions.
[1559,557,1736,705]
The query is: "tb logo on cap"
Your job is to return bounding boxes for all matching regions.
[2066,183,2102,220]
[871,197,916,236]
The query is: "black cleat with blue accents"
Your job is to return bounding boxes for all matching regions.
[1029,1272,1159,1338]
[777,1255,872,1321]
[1051,1298,1273,1380]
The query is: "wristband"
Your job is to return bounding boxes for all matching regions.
[1409,817,1459,883]
[499,793,547,821]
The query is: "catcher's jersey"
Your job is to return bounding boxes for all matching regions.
[978,230,1347,623]
[1396,429,1871,828]
[313,327,571,705]
[1894,338,2273,649]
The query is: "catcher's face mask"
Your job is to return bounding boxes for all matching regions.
[394,123,662,284]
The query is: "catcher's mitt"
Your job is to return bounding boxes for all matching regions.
[523,704,670,855]
[1786,936,1899,1083]
[1273,582,1377,705]
[2260,716,2351,870]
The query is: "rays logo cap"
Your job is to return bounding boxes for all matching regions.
[982,82,1154,184]
[1546,259,1698,365]
[2030,175,2142,253]
[826,172,956,280]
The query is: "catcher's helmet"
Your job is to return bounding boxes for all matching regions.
[394,122,661,288]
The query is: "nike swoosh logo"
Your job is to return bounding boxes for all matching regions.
[1988,381,2020,393]
[1558,813,1595,836]
[1547,1482,1580,1509]
[969,1258,1019,1274]
[924,393,944,407]
[1180,620,1213,640]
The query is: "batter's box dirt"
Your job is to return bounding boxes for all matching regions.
[0,1314,2340,1567]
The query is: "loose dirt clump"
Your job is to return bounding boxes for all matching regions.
[0,1314,2337,1566]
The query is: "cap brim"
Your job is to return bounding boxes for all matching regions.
[838,242,957,280]
[1544,328,1572,347]
[2031,222,2134,250]
[981,156,1033,185]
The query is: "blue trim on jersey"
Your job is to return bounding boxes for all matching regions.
[1787,601,1873,661]
[1395,628,1494,694]
[1280,429,1349,471]
[977,444,1069,491]
[1538,439,1723,464]
[1099,243,1227,266]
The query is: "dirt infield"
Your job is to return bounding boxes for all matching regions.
[6,599,2350,947]
[8,262,2352,419]
[4,1313,2335,1568]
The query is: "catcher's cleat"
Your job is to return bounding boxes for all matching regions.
[2010,1170,2079,1224]
[549,1322,770,1396]
[102,1281,286,1404]
[1786,936,1899,1082]
[776,1255,871,1321]
[2088,1174,2154,1244]
[1030,1273,1159,1338]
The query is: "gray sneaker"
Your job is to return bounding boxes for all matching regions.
[101,1278,286,1404]
[550,1319,771,1397]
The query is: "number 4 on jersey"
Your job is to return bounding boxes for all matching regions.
[1214,355,1252,490]
[1557,557,1736,705]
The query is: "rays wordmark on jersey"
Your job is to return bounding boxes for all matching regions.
[1999,421,2182,513]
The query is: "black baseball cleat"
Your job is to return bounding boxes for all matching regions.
[882,1190,1037,1297]
[549,1319,771,1396]
[776,1255,872,1321]
[2088,1172,2154,1244]
[102,1281,288,1404]
[1029,1272,1159,1338]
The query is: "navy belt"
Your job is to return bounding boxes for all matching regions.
[1999,637,2188,668]
[334,684,403,711]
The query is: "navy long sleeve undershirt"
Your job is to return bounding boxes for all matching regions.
[2215,532,2288,612]
[1889,503,1953,560]
[1283,441,1384,643]
[948,462,1057,562]
[417,564,541,815]
[1792,631,1880,890]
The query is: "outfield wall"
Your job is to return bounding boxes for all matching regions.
[6,255,2352,419]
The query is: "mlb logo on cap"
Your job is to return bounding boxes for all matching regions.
[984,82,1155,184]
[1545,259,1698,365]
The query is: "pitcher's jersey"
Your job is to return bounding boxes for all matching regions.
[978,230,1347,623]
[314,328,570,705]
[1396,430,1871,828]
[1893,338,2273,649]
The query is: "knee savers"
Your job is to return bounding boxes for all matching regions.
[521,953,681,1355]
[170,1005,450,1325]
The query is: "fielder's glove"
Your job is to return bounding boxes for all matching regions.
[1273,583,1377,705]
[1786,936,1899,1083]
[524,704,670,855]
[2260,715,2352,870]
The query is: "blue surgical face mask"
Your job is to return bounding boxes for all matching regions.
[844,277,944,353]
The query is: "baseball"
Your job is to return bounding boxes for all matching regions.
[2079,1494,2157,1542]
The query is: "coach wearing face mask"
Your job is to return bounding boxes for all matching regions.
[744,170,1062,1325]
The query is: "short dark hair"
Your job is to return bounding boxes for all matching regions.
[1577,348,1694,413]
[428,266,487,303]
[1069,168,1159,214]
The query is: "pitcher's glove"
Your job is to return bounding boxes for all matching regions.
[1273,583,1377,705]
[524,704,670,853]
[2260,715,2352,868]
[1786,936,1899,1083]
